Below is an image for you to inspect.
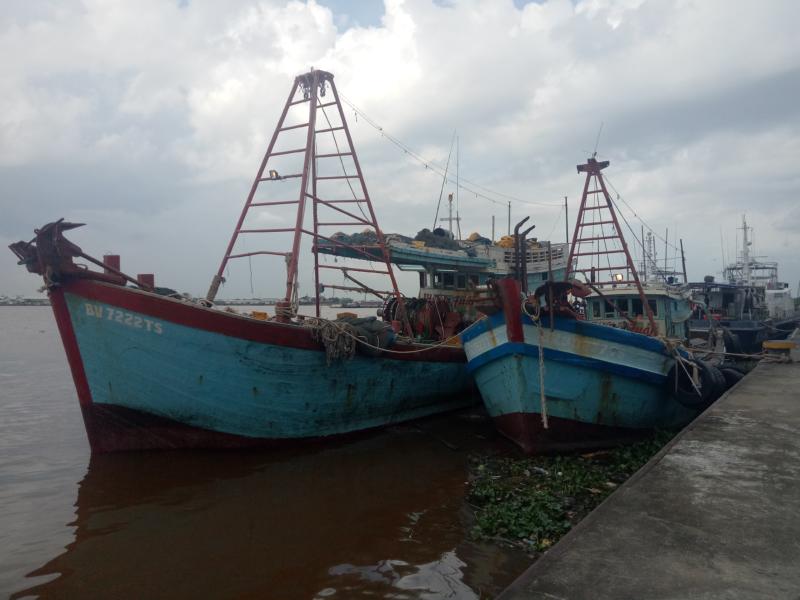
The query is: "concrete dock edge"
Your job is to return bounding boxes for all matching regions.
[497,360,800,600]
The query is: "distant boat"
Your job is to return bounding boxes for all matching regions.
[8,70,475,453]
[687,215,798,353]
[460,158,717,453]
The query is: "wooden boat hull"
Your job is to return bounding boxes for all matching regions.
[51,279,474,453]
[461,282,697,453]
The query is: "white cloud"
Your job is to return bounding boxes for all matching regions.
[1,0,799,298]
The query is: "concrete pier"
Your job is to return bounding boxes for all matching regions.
[498,360,800,600]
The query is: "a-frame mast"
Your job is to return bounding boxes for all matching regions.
[205,69,409,333]
[566,157,657,333]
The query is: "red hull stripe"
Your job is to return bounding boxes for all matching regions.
[50,288,94,408]
[62,279,464,363]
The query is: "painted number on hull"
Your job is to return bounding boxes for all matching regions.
[84,303,163,334]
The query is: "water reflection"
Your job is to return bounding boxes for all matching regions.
[12,413,528,599]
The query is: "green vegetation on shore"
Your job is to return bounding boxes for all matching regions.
[467,431,675,553]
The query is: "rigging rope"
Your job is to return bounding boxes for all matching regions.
[604,174,680,253]
[433,131,457,230]
[320,104,371,222]
[338,92,562,209]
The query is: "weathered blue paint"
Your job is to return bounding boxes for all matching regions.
[465,343,669,386]
[65,294,473,440]
[461,311,697,431]
[462,310,671,354]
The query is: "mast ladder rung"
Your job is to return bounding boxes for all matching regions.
[316,222,369,227]
[250,200,299,207]
[258,173,302,182]
[239,228,295,233]
[315,152,353,159]
[289,98,310,106]
[316,175,359,180]
[322,284,392,295]
[584,265,633,271]
[577,220,615,227]
[318,265,389,275]
[573,235,620,242]
[573,250,626,257]
[316,101,338,109]
[316,126,344,134]
[279,123,309,132]
[320,199,367,203]
[228,250,289,259]
[268,147,307,157]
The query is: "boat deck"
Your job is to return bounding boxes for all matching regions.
[498,350,800,599]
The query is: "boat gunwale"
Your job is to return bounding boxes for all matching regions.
[57,278,464,363]
[461,310,672,355]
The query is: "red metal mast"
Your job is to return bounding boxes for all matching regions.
[566,157,657,333]
[205,69,408,330]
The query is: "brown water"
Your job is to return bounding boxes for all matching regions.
[0,307,530,599]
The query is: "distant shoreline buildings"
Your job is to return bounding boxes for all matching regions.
[0,295,50,306]
[0,294,368,308]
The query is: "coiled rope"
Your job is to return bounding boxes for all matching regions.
[275,303,297,321]
[303,317,358,365]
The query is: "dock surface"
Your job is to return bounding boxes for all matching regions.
[498,361,800,600]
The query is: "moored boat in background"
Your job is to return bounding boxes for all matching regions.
[461,278,701,453]
[688,216,799,353]
[461,157,720,453]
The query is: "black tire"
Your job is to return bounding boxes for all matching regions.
[720,367,745,389]
[706,364,727,400]
[670,360,715,410]
[722,327,743,354]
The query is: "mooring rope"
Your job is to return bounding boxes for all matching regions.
[535,318,549,429]
[521,296,549,429]
[302,316,463,357]
[275,303,297,321]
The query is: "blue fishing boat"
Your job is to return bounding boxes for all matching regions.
[460,158,717,453]
[8,70,475,453]
[461,278,700,452]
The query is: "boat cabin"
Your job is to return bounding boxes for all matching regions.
[582,285,692,338]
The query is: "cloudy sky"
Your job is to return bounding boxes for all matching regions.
[2,0,799,299]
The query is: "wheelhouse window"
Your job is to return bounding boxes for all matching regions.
[592,301,601,318]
